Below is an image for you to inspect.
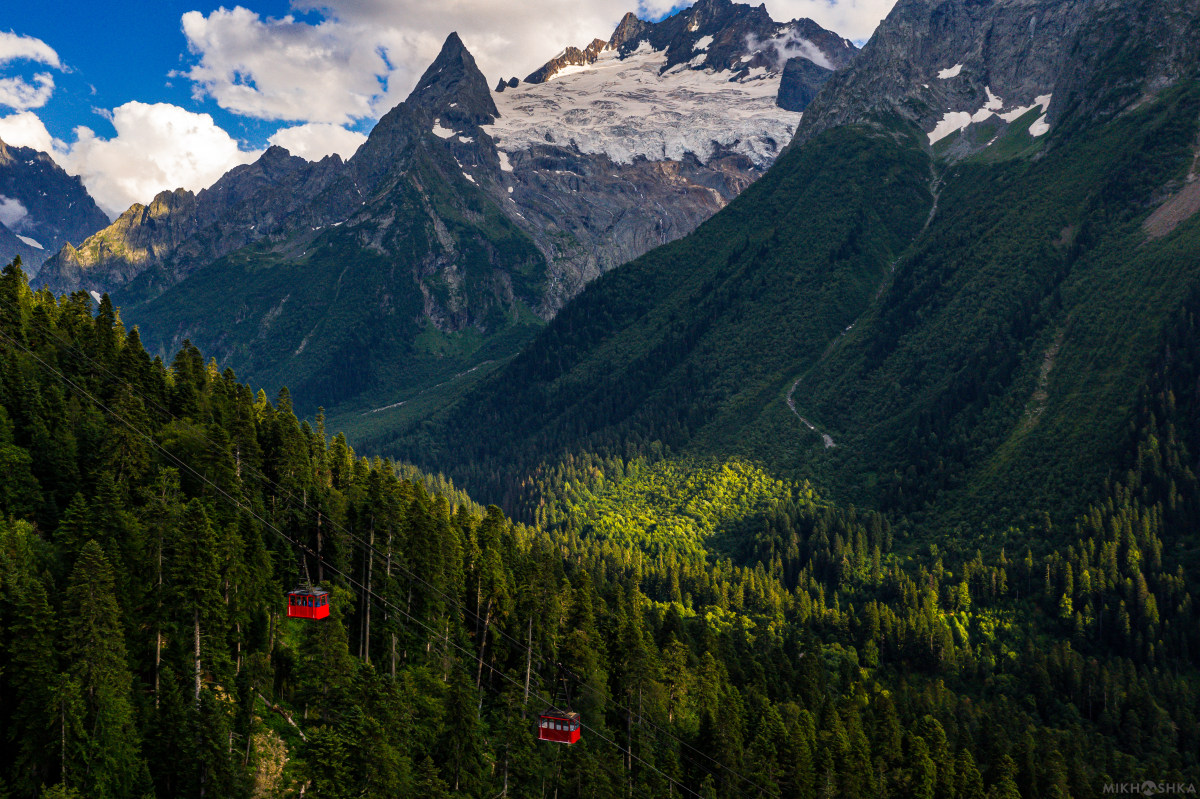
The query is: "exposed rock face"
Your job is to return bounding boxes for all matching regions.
[406,32,498,127]
[0,138,109,274]
[777,57,834,112]
[794,0,1200,156]
[524,39,608,84]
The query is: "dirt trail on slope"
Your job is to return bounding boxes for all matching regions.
[786,377,835,448]
[782,160,942,450]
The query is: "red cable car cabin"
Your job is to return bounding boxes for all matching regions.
[537,710,581,744]
[286,587,330,619]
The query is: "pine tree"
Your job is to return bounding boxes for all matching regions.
[61,540,148,798]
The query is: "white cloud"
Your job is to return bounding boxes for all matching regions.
[62,102,262,217]
[268,122,367,161]
[0,31,61,69]
[0,110,59,153]
[0,31,63,112]
[763,0,898,43]
[181,6,405,124]
[0,72,55,111]
[0,195,28,229]
[2,104,261,218]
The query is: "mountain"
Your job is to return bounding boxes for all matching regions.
[35,2,855,425]
[0,137,109,275]
[795,0,1200,157]
[378,0,1200,536]
[484,0,855,307]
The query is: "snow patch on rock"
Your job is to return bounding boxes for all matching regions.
[15,234,43,250]
[694,35,714,51]
[432,120,455,139]
[928,90,1053,144]
[938,63,964,79]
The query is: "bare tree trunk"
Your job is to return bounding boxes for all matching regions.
[155,629,163,710]
[155,525,164,708]
[316,513,324,583]
[476,599,493,689]
[523,616,533,718]
[194,608,202,707]
[362,523,374,664]
[386,529,395,677]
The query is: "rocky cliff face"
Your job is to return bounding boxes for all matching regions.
[794,0,1200,156]
[0,138,109,274]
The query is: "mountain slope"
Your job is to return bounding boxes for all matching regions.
[0,138,109,274]
[36,5,855,423]
[377,0,1200,535]
[119,34,547,412]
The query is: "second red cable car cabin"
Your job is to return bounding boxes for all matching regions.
[537,710,581,744]
[286,586,330,619]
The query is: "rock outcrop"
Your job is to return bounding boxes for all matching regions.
[0,138,109,274]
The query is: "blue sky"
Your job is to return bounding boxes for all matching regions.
[4,2,308,148]
[0,0,892,217]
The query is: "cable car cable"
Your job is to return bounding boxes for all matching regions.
[8,324,781,799]
[0,328,707,799]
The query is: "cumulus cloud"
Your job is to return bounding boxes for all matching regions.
[0,72,55,111]
[764,0,898,43]
[0,110,60,153]
[268,122,366,161]
[0,31,63,112]
[1,103,262,218]
[0,195,28,230]
[63,102,263,217]
[181,7,406,124]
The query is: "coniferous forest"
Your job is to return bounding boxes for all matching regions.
[2,239,1199,798]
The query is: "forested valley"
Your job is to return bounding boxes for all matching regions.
[1,252,1198,798]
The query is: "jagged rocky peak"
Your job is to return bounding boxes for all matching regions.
[524,39,608,84]
[525,0,855,86]
[795,0,1200,155]
[608,12,646,51]
[406,31,498,127]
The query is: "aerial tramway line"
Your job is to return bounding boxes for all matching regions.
[0,322,783,799]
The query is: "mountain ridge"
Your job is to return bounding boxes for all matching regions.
[0,137,109,275]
